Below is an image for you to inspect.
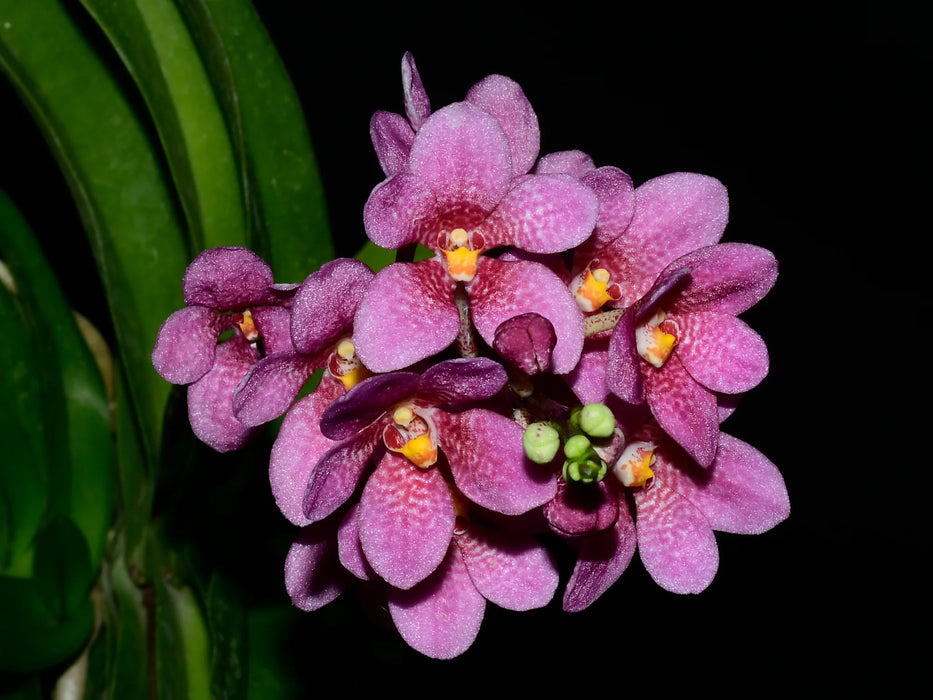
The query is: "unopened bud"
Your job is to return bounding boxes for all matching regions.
[523,422,561,464]
[577,403,616,438]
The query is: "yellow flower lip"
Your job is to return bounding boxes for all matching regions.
[611,441,656,488]
[442,227,484,282]
[571,264,621,312]
[384,404,438,468]
[397,433,438,469]
[636,309,677,368]
[235,309,259,342]
[328,337,371,390]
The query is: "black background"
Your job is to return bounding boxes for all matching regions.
[1,1,927,695]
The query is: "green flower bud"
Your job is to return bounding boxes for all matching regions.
[562,456,608,484]
[523,422,561,464]
[563,434,593,461]
[578,402,616,438]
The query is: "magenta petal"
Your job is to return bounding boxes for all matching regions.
[634,478,719,594]
[320,372,419,440]
[544,479,618,536]
[660,432,790,534]
[579,166,636,252]
[646,355,719,467]
[493,313,556,375]
[152,306,226,385]
[534,149,595,177]
[672,243,778,315]
[353,260,459,372]
[417,356,508,404]
[387,546,485,659]
[337,503,374,580]
[465,73,539,175]
[363,174,438,250]
[567,341,611,405]
[268,376,344,526]
[358,452,455,589]
[233,353,318,427]
[482,174,598,253]
[605,311,644,404]
[284,523,346,612]
[456,520,558,610]
[401,51,431,130]
[291,258,374,355]
[186,336,260,452]
[437,408,556,515]
[562,498,637,612]
[182,246,274,308]
[674,311,770,394]
[470,257,583,374]
[370,110,415,177]
[408,102,513,211]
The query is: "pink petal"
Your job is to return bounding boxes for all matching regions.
[387,546,485,659]
[544,479,618,536]
[465,73,540,175]
[562,498,637,612]
[152,306,226,385]
[534,149,595,177]
[645,354,719,467]
[358,452,455,589]
[660,432,790,535]
[352,260,460,372]
[672,242,778,315]
[370,110,415,177]
[408,101,513,212]
[401,51,430,130]
[634,478,719,594]
[605,311,645,404]
[567,340,611,405]
[268,376,344,525]
[363,174,438,250]
[469,257,583,375]
[186,335,260,452]
[182,246,274,308]
[251,306,293,355]
[673,311,770,394]
[436,408,557,515]
[337,503,374,580]
[233,352,319,427]
[575,165,636,255]
[455,519,558,610]
[284,523,346,612]
[482,173,598,253]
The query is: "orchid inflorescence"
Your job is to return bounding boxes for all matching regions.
[151,52,789,659]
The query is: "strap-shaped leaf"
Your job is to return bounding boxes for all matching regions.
[0,0,190,465]
[78,0,247,253]
[178,0,335,281]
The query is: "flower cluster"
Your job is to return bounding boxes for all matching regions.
[152,53,789,659]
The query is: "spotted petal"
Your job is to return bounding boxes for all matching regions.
[605,310,644,404]
[182,245,275,308]
[417,356,508,405]
[337,503,375,580]
[363,173,438,250]
[358,451,455,589]
[233,351,322,427]
[320,371,421,440]
[353,260,459,372]
[387,545,485,659]
[284,522,346,612]
[465,73,539,175]
[152,305,226,384]
[671,242,778,316]
[634,477,719,594]
[370,110,415,177]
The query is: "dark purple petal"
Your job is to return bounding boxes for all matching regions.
[358,451,455,589]
[543,479,618,536]
[469,257,583,375]
[291,258,375,355]
[465,73,539,175]
[370,111,415,177]
[493,313,557,375]
[605,311,644,404]
[387,546,485,659]
[152,305,226,385]
[670,243,778,315]
[251,305,294,355]
[233,352,320,428]
[284,522,346,612]
[417,356,508,404]
[562,499,637,612]
[320,371,421,440]
[182,246,274,309]
[455,519,558,610]
[353,260,460,372]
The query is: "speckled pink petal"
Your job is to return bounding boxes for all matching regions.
[251,305,293,355]
[358,451,455,589]
[363,174,439,250]
[268,376,344,526]
[534,149,595,177]
[337,503,374,580]
[575,166,636,255]
[182,246,274,308]
[634,477,719,594]
[302,419,384,523]
[544,478,618,536]
[233,352,320,427]
[456,519,558,610]
[671,242,778,316]
[605,173,729,308]
[466,73,539,175]
[658,432,790,535]
[562,498,637,612]
[370,110,415,177]
[482,173,598,253]
[387,546,485,659]
[470,257,583,375]
[436,408,556,515]
[645,354,719,467]
[353,260,459,372]
[320,371,419,440]
[408,101,513,212]
[673,311,769,394]
[187,335,260,452]
[284,523,346,612]
[605,311,644,404]
[152,305,226,384]
[401,51,430,130]
[567,340,612,405]
[290,258,374,355]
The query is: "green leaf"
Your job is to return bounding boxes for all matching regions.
[77,0,247,253]
[97,554,151,699]
[31,515,93,622]
[0,0,192,467]
[155,573,212,700]
[176,0,335,281]
[206,573,247,700]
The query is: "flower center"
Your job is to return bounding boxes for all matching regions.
[327,338,371,390]
[611,441,656,488]
[440,228,485,282]
[570,263,621,312]
[383,405,438,468]
[233,309,260,342]
[635,309,678,368]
